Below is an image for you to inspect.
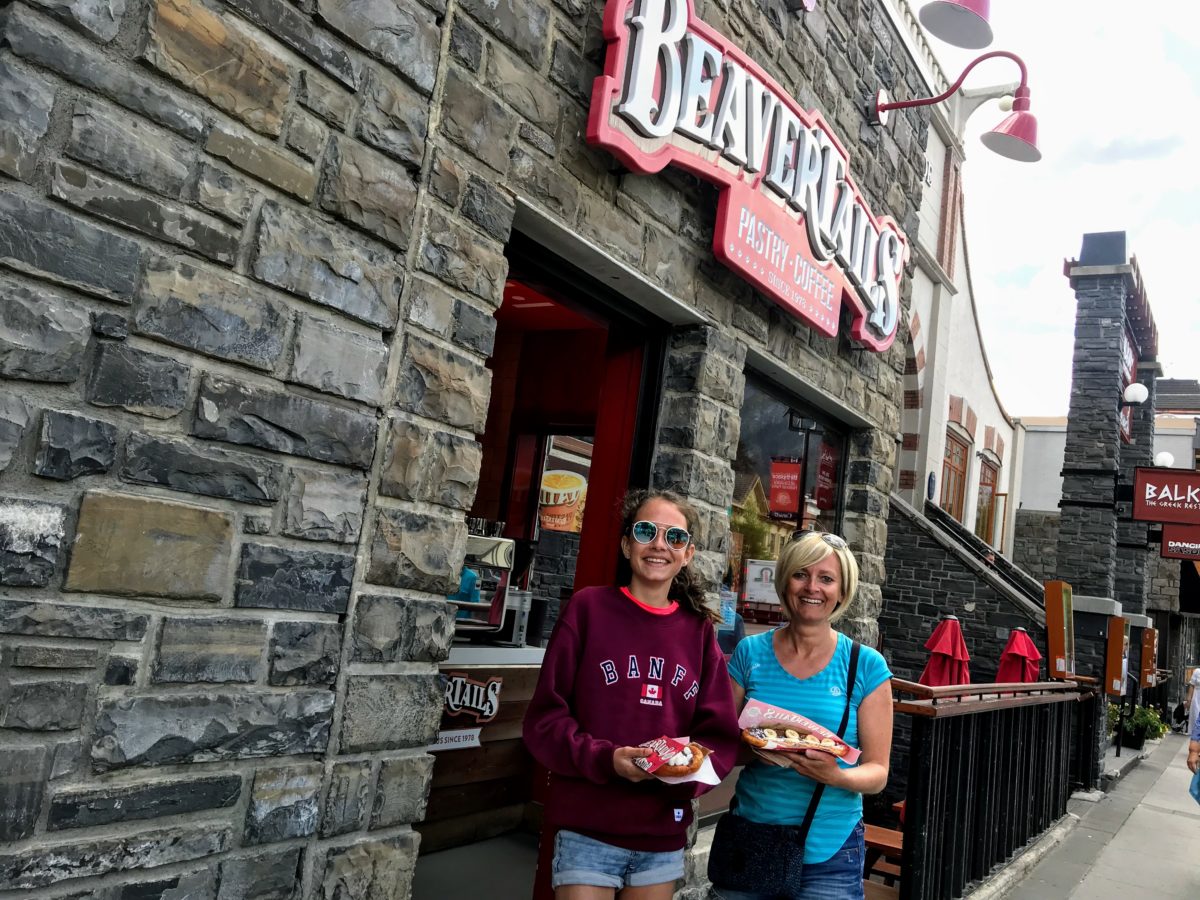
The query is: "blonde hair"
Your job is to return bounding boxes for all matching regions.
[774,532,859,624]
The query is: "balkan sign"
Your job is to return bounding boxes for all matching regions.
[588,0,908,352]
[1133,467,1200,525]
[1161,523,1200,560]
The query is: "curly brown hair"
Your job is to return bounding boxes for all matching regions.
[614,488,718,623]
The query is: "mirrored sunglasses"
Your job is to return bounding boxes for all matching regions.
[793,530,848,550]
[629,520,692,550]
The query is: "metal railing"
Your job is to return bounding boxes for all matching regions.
[893,678,1085,900]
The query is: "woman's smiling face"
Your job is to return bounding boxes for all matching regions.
[784,553,844,622]
[621,497,695,591]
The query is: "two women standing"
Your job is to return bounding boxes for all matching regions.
[523,490,893,900]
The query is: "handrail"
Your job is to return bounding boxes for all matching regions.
[893,678,1082,718]
[894,678,1077,700]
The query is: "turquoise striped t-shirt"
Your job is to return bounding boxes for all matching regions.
[729,630,892,863]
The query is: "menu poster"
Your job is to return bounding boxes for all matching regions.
[538,436,591,533]
[769,457,802,519]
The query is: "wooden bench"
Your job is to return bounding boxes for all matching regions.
[868,859,901,886]
[864,823,904,889]
[864,880,900,900]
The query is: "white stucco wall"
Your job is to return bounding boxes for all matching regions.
[1015,420,1066,512]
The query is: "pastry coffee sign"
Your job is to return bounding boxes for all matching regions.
[588,0,909,352]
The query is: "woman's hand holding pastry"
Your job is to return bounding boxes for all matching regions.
[786,747,845,787]
[612,746,654,782]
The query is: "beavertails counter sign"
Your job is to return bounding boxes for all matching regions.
[587,0,909,352]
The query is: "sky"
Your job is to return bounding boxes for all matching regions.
[926,1,1200,417]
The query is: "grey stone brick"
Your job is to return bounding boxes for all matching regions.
[458,0,550,67]
[224,0,359,88]
[0,57,55,181]
[0,597,147,640]
[439,68,516,174]
[320,760,370,837]
[366,506,468,594]
[314,832,419,899]
[299,69,352,130]
[0,745,48,841]
[268,620,341,686]
[0,278,91,381]
[339,674,442,752]
[461,176,515,242]
[86,341,189,419]
[380,416,482,510]
[13,645,100,668]
[66,98,191,197]
[123,433,285,507]
[218,846,302,900]
[285,108,328,161]
[28,0,127,43]
[35,410,118,480]
[206,124,317,203]
[0,498,67,587]
[354,69,428,169]
[289,314,389,405]
[244,765,322,845]
[1,679,89,730]
[48,775,242,830]
[153,616,268,684]
[281,467,367,544]
[394,331,491,431]
[351,594,454,663]
[0,391,29,472]
[320,137,419,250]
[316,0,438,94]
[370,753,433,828]
[486,44,558,132]
[235,542,354,614]
[195,162,258,224]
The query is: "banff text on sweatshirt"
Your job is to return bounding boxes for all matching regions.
[522,585,740,851]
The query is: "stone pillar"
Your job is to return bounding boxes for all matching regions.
[1115,362,1156,617]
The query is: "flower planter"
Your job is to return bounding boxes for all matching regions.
[1118,725,1148,751]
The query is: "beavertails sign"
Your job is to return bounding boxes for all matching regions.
[588,0,909,352]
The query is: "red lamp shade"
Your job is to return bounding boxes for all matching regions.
[980,87,1040,162]
[919,0,993,50]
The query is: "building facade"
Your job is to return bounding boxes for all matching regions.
[0,0,938,897]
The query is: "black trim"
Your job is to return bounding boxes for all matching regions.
[1058,498,1116,510]
[1060,466,1119,478]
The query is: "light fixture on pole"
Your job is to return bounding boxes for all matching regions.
[1120,382,1149,408]
[869,51,1040,162]
[1154,451,1175,468]
[919,0,993,50]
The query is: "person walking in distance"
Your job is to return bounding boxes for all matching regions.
[523,489,740,899]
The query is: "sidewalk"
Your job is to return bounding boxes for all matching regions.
[1003,733,1200,899]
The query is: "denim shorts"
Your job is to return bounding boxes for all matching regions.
[552,829,685,889]
[709,820,865,900]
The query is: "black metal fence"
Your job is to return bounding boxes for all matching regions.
[894,679,1084,900]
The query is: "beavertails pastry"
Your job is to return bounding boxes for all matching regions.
[742,726,848,757]
[656,742,709,776]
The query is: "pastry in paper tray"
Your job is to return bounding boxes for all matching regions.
[634,735,722,785]
[738,698,862,764]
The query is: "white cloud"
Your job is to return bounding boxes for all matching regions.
[928,1,1200,415]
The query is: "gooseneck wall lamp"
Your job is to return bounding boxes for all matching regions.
[919,0,993,50]
[869,51,1040,163]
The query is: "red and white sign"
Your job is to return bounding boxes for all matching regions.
[1162,523,1200,559]
[588,0,908,352]
[1119,327,1137,444]
[1133,467,1200,525]
[769,458,802,517]
[814,441,839,510]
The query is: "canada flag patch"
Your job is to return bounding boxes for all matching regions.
[641,684,660,699]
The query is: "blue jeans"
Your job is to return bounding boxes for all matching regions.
[552,829,686,889]
[709,820,865,900]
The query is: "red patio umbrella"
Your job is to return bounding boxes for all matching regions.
[996,627,1042,682]
[918,615,971,686]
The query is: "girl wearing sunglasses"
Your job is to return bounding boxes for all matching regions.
[524,488,740,900]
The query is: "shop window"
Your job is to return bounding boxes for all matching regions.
[941,431,970,522]
[729,375,848,626]
[975,460,999,543]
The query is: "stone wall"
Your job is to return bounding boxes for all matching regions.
[1146,551,1180,613]
[0,0,930,896]
[1013,509,1060,584]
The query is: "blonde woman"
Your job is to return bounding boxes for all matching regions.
[708,531,894,900]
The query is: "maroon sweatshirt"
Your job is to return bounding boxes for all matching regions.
[523,585,740,851]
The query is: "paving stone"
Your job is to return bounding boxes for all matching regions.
[0,277,91,382]
[122,432,283,505]
[439,68,516,174]
[320,136,418,250]
[371,752,433,828]
[206,124,317,203]
[289,313,389,405]
[65,491,232,600]
[235,542,354,614]
[0,391,29,472]
[0,190,141,301]
[193,374,378,469]
[339,674,442,752]
[136,257,288,371]
[48,775,242,830]
[458,0,550,67]
[0,825,229,889]
[252,201,399,330]
[379,416,482,510]
[153,616,268,683]
[13,645,101,668]
[321,760,370,837]
[51,162,239,265]
[285,108,328,161]
[0,745,48,841]
[141,0,290,136]
[282,467,367,543]
[299,69,351,130]
[91,311,128,339]
[217,846,302,900]
[66,98,191,197]
[92,690,334,769]
[28,0,127,43]
[315,832,419,899]
[316,0,438,94]
[244,764,322,845]
[351,594,454,664]
[1,679,89,730]
[86,341,190,419]
[355,69,428,169]
[0,598,147,641]
[366,507,467,594]
[268,620,341,686]
[395,331,491,431]
[0,498,67,587]
[195,162,258,224]
[34,410,118,480]
[0,4,206,139]
[418,210,507,305]
[224,0,359,88]
[0,57,55,181]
